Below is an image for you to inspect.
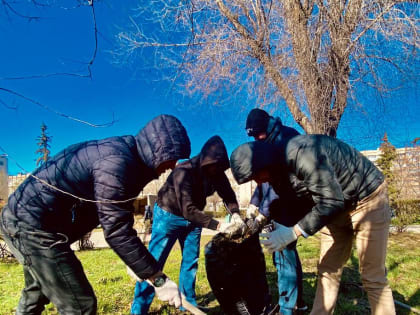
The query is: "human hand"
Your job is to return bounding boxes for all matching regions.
[259,222,297,253]
[148,277,182,308]
[248,213,268,234]
[220,213,247,238]
[246,204,259,219]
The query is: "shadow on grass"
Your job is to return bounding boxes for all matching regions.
[299,250,370,314]
[393,289,420,315]
[0,256,18,264]
[332,249,420,314]
[97,276,123,285]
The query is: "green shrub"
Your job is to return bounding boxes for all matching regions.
[0,204,14,259]
[391,199,420,232]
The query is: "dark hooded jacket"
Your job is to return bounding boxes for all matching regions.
[250,116,302,222]
[230,135,384,235]
[246,108,299,146]
[6,114,190,279]
[157,136,239,230]
[265,117,300,147]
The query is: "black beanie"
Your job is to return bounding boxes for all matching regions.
[245,108,270,136]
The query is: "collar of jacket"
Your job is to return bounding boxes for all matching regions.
[265,117,284,144]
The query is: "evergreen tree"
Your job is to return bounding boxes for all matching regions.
[376,133,399,204]
[35,122,52,166]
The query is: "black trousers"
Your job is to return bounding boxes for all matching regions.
[0,207,97,315]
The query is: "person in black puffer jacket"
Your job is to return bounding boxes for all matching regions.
[0,115,191,315]
[130,135,243,315]
[230,136,396,315]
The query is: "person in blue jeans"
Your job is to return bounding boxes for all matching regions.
[130,135,244,315]
[248,183,306,315]
[245,108,305,314]
[131,204,203,314]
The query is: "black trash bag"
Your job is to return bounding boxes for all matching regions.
[205,232,278,315]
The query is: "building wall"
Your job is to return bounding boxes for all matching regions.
[8,173,30,196]
[0,155,8,204]
[392,147,420,200]
[361,146,420,200]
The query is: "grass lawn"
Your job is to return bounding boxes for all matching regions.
[1,232,419,315]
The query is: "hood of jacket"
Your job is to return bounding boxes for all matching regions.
[135,114,191,170]
[199,135,230,170]
[265,117,299,145]
[230,141,281,184]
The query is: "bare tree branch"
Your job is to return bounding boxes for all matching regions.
[0,87,116,127]
[0,72,91,80]
[1,0,99,81]
[116,0,419,136]
[0,0,107,127]
[345,2,396,56]
[1,0,41,20]
[0,97,18,110]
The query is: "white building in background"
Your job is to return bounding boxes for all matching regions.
[0,155,8,204]
[8,173,30,196]
[225,169,257,209]
[361,146,420,200]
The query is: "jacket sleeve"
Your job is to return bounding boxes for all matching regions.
[93,157,160,280]
[259,185,278,218]
[213,172,240,214]
[294,148,345,235]
[250,186,261,207]
[173,168,220,230]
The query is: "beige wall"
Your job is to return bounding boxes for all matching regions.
[8,173,29,196]
[0,155,7,204]
[361,146,420,200]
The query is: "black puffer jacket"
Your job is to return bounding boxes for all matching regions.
[7,115,190,279]
[230,135,384,235]
[157,136,239,230]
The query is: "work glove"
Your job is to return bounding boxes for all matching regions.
[248,213,268,234]
[246,204,259,219]
[220,212,247,238]
[259,222,297,253]
[147,277,182,308]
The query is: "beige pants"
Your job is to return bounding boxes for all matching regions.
[310,182,396,315]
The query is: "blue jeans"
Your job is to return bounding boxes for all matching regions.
[130,204,202,315]
[273,245,303,315]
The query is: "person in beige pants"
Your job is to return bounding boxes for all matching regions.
[311,182,395,315]
[229,136,396,315]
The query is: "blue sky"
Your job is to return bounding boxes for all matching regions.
[1,1,418,175]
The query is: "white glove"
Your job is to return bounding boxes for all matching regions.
[147,277,182,308]
[259,222,297,253]
[249,213,268,234]
[246,204,259,219]
[220,213,247,238]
